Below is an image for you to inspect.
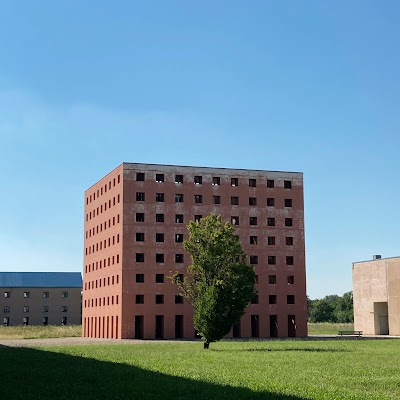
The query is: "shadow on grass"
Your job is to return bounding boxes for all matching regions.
[0,346,309,400]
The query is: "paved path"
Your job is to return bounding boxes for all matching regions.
[1,335,399,348]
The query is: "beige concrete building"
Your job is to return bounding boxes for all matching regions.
[1,272,82,326]
[353,256,400,335]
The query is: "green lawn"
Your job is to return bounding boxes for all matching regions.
[308,322,354,335]
[0,324,81,339]
[1,340,399,400]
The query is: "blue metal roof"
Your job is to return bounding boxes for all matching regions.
[0,272,82,288]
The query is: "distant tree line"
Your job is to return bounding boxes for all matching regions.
[308,292,354,323]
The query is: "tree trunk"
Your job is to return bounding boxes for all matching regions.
[203,341,209,349]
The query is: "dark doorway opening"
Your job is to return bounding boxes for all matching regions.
[135,315,144,339]
[270,315,278,337]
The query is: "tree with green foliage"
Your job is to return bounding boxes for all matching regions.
[170,214,257,349]
[308,291,354,323]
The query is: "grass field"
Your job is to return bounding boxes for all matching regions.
[0,324,81,339]
[1,340,399,400]
[0,322,351,339]
[307,322,354,335]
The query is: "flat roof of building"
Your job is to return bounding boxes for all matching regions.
[0,272,82,288]
[353,256,400,265]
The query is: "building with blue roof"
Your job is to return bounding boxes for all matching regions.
[1,272,82,326]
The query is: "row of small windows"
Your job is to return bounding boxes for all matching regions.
[250,295,296,305]
[86,207,120,223]
[3,317,67,326]
[4,291,68,299]
[85,235,121,255]
[85,275,119,290]
[250,236,294,246]
[136,172,292,189]
[132,253,294,265]
[135,212,293,227]
[85,256,120,273]
[84,295,119,307]
[3,306,68,313]
[136,193,293,208]
[86,175,121,205]
[134,273,294,286]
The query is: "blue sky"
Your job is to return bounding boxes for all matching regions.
[0,1,399,299]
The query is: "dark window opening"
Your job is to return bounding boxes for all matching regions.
[270,315,278,337]
[155,294,164,304]
[135,316,144,339]
[136,213,145,222]
[194,176,202,185]
[136,274,144,283]
[249,217,257,226]
[194,215,202,222]
[268,256,276,265]
[231,196,239,205]
[250,236,258,245]
[135,295,144,304]
[136,232,144,242]
[287,295,295,304]
[269,275,277,284]
[288,276,295,285]
[267,198,275,207]
[268,236,275,245]
[175,214,184,223]
[251,295,259,304]
[267,179,274,188]
[156,213,165,222]
[156,274,164,283]
[286,236,294,245]
[269,295,277,304]
[267,218,275,226]
[136,192,145,201]
[136,253,145,262]
[286,256,294,265]
[250,255,258,265]
[194,195,202,204]
[285,218,293,227]
[213,196,221,204]
[284,180,292,189]
[175,234,183,243]
[175,254,184,263]
[136,173,145,181]
[156,233,165,242]
[231,216,239,225]
[249,197,257,206]
[285,198,293,207]
[212,177,220,185]
[156,174,164,183]
[249,179,257,187]
[175,295,184,304]
[156,253,165,263]
[175,194,184,202]
[175,174,183,184]
[231,178,238,186]
[156,193,164,202]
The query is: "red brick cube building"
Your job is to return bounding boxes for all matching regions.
[83,163,307,339]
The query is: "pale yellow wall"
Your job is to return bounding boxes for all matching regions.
[352,257,400,335]
[387,259,400,335]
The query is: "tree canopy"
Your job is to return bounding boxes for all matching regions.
[308,291,353,323]
[171,214,257,348]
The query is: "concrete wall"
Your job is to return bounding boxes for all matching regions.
[353,257,400,335]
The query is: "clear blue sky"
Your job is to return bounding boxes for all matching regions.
[0,1,399,299]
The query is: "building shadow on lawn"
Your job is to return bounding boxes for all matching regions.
[0,346,309,400]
